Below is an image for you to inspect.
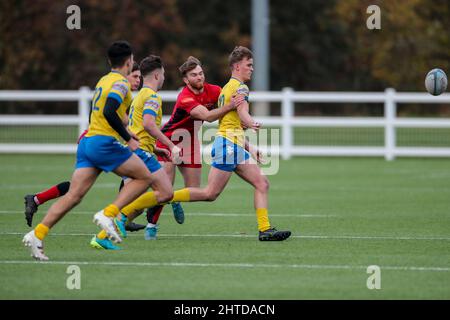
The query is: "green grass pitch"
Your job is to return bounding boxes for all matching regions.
[0,154,449,299]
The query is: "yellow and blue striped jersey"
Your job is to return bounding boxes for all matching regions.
[86,71,132,140]
[216,77,250,147]
[128,86,162,153]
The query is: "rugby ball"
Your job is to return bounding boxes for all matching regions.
[425,68,448,96]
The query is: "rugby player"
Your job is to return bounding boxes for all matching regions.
[22,41,154,260]
[90,54,182,249]
[143,56,244,239]
[23,62,143,230]
[117,47,291,241]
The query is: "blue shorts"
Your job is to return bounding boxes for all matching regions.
[76,135,133,172]
[211,136,250,172]
[134,148,161,173]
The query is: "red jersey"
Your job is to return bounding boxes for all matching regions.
[161,83,221,138]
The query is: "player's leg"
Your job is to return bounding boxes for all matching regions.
[168,164,202,224]
[119,165,231,226]
[111,153,154,208]
[92,153,153,244]
[24,181,71,227]
[187,166,232,201]
[234,162,291,241]
[145,161,176,236]
[116,178,146,232]
[179,166,202,187]
[23,168,100,260]
[113,150,173,241]
[119,135,235,220]
[141,166,174,240]
[167,143,202,224]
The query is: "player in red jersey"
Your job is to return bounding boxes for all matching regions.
[23,62,143,229]
[143,56,244,239]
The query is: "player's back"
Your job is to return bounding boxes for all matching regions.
[86,71,132,140]
[217,78,249,146]
[128,86,162,153]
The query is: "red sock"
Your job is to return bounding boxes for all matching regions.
[147,205,164,224]
[35,185,62,205]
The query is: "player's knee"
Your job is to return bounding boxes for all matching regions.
[66,192,84,205]
[142,172,153,185]
[205,189,220,201]
[255,177,269,193]
[158,189,174,204]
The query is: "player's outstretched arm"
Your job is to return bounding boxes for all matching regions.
[236,101,260,131]
[190,95,245,122]
[143,114,180,163]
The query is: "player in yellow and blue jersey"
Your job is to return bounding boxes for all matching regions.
[90,55,183,248]
[22,62,143,229]
[22,41,154,260]
[113,46,291,241]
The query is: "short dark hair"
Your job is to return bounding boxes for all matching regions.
[229,46,253,68]
[132,61,140,72]
[140,55,163,77]
[107,41,133,68]
[179,56,202,77]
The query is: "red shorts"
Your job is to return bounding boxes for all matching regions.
[156,136,202,168]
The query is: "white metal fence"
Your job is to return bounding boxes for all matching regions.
[1,87,450,160]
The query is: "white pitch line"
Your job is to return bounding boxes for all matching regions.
[0,260,448,272]
[0,210,334,218]
[1,232,450,241]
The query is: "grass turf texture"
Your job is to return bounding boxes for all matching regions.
[0,154,449,299]
[2,125,450,147]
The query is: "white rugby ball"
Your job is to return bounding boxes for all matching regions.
[425,68,447,96]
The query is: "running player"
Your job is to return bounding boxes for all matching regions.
[22,41,154,260]
[90,54,182,249]
[23,62,143,229]
[118,46,291,241]
[144,56,244,239]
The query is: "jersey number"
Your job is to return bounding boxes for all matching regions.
[92,87,103,111]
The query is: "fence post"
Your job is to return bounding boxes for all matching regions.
[78,86,90,137]
[282,87,294,160]
[384,88,396,161]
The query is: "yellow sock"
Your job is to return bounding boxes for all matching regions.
[172,188,190,202]
[121,192,157,216]
[256,208,271,232]
[103,204,120,218]
[34,223,49,240]
[97,230,107,240]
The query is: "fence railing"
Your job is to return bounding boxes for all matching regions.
[1,87,450,160]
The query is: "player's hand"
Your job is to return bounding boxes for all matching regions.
[249,146,266,165]
[171,145,182,165]
[154,147,170,160]
[230,94,245,110]
[249,121,261,132]
[127,137,140,151]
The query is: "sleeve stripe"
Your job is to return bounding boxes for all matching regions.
[108,92,123,104]
[143,109,157,117]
